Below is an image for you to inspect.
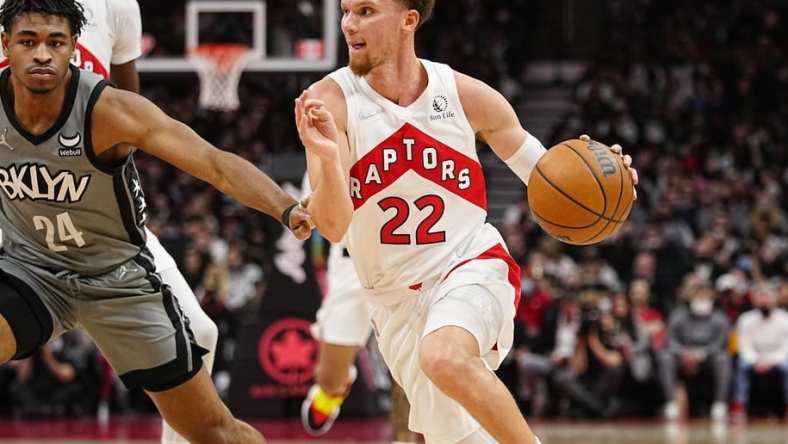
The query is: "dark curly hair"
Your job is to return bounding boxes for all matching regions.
[399,0,435,28]
[0,0,87,37]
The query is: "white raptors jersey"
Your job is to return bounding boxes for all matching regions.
[328,60,489,292]
[0,0,142,76]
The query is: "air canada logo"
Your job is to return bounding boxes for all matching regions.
[257,318,317,385]
[432,95,448,113]
[58,132,82,157]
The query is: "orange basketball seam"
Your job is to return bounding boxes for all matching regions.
[560,142,608,217]
[530,210,593,245]
[533,166,626,224]
[529,205,603,229]
[580,150,625,243]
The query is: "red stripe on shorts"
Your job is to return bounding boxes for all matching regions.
[441,244,522,309]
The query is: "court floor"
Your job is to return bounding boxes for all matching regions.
[0,419,787,443]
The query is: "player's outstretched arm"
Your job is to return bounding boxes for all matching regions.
[90,87,312,239]
[455,72,638,190]
[295,79,353,243]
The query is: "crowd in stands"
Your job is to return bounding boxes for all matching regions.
[1,0,787,423]
[502,0,788,421]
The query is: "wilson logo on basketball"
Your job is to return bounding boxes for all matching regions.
[587,141,616,177]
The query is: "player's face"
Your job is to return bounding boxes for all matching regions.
[1,13,76,94]
[340,0,411,75]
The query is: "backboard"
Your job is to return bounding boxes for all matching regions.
[138,0,338,73]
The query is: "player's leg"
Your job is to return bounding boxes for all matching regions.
[302,257,371,435]
[417,271,538,444]
[420,324,536,443]
[390,382,419,443]
[161,267,219,371]
[87,299,262,443]
[158,266,219,444]
[0,269,56,365]
[302,342,360,435]
[147,367,264,444]
[316,343,360,395]
[76,258,260,444]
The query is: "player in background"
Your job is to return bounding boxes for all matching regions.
[300,174,418,443]
[296,0,637,442]
[0,1,311,442]
[0,2,218,442]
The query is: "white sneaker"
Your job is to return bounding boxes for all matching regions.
[711,401,728,422]
[663,401,680,421]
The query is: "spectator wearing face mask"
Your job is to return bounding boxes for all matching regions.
[657,281,731,422]
[732,281,788,421]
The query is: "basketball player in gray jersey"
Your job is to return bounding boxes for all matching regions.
[0,1,310,442]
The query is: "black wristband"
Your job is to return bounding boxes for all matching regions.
[280,203,299,228]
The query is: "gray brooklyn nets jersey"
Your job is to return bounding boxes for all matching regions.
[0,65,147,275]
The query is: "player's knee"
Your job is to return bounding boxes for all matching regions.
[419,340,471,385]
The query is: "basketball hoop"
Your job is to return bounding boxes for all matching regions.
[189,44,257,111]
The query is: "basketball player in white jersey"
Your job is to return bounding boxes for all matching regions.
[300,173,418,443]
[0,2,217,442]
[295,1,637,442]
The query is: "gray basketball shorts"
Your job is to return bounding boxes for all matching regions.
[0,252,207,392]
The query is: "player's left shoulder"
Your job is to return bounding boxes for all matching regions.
[452,70,487,102]
[453,70,513,132]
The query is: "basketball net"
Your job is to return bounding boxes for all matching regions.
[189,44,255,112]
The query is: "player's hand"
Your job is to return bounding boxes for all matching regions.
[580,134,638,199]
[286,203,314,240]
[295,92,340,162]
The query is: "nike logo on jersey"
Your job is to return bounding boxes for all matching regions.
[0,163,90,202]
[349,123,486,210]
[358,107,383,120]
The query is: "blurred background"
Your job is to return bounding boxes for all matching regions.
[1,0,787,442]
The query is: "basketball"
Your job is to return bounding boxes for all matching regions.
[527,139,634,245]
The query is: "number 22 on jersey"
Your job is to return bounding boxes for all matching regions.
[378,194,446,245]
